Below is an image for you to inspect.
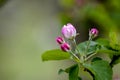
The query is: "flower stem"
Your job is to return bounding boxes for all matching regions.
[73,39,80,54]
[86,36,92,53]
[69,50,81,63]
[85,51,97,61]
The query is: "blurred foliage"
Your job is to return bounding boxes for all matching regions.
[0,0,7,7]
[58,0,120,41]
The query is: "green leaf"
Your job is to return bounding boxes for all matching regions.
[110,55,120,67]
[58,64,81,80]
[69,64,79,80]
[78,77,82,80]
[96,38,109,47]
[97,46,120,62]
[97,45,120,56]
[109,32,120,51]
[77,41,99,55]
[83,60,113,80]
[95,38,120,56]
[109,32,118,45]
[95,39,120,55]
[91,57,102,62]
[95,33,120,66]
[58,64,78,74]
[41,49,70,61]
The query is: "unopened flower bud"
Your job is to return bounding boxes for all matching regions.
[56,36,64,44]
[61,43,70,52]
[61,23,76,39]
[89,28,98,37]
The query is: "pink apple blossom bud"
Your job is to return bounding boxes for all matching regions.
[61,23,77,39]
[60,43,70,52]
[89,28,98,37]
[56,36,64,44]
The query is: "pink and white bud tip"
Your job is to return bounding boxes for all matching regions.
[56,36,64,44]
[60,43,70,52]
[89,28,98,37]
[61,23,77,39]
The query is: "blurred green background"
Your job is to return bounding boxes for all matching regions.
[0,0,120,80]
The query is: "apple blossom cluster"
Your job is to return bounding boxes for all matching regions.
[42,23,116,80]
[56,23,98,52]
